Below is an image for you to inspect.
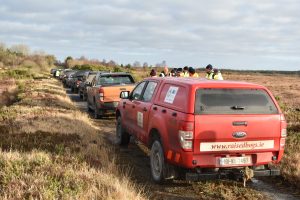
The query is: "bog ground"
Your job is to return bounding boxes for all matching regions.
[1,67,300,199]
[67,71,300,200]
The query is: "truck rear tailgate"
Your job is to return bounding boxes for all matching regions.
[194,114,281,154]
[102,84,135,102]
[192,88,282,167]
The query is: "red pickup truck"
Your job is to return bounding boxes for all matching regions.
[116,77,287,183]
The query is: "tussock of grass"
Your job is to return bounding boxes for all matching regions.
[0,151,144,200]
[192,180,266,200]
[0,77,145,199]
[280,130,300,188]
[0,79,17,107]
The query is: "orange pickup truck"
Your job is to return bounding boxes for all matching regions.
[116,77,286,183]
[87,72,135,118]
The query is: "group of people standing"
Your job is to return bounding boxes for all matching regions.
[149,64,223,80]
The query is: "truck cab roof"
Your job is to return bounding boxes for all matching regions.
[145,77,266,90]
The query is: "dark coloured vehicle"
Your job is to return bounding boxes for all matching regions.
[78,71,98,100]
[65,71,78,88]
[70,70,90,93]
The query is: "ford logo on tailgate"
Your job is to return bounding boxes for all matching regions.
[232,131,247,138]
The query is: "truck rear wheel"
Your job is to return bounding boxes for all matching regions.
[116,116,130,145]
[150,139,167,183]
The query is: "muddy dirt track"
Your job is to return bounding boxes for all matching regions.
[66,88,300,200]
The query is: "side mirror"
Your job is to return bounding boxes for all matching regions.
[120,91,130,99]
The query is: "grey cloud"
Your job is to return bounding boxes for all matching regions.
[0,0,299,70]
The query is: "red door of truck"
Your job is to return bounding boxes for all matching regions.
[123,81,147,135]
[133,81,158,143]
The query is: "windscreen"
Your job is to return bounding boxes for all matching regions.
[195,89,278,114]
[97,75,134,86]
[87,74,96,82]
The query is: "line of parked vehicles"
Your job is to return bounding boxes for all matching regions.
[51,68,135,119]
[51,68,287,185]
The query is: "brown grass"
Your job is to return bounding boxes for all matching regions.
[0,77,145,199]
[0,79,17,107]
[192,180,265,200]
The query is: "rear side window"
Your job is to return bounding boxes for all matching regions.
[97,75,134,86]
[195,89,278,114]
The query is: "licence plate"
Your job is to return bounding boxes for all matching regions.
[219,156,251,166]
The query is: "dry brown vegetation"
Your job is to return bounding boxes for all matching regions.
[0,77,145,199]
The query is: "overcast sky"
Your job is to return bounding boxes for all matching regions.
[0,0,299,70]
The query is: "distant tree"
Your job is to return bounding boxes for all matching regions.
[133,61,141,68]
[108,60,117,67]
[65,56,73,68]
[45,55,56,66]
[125,64,131,69]
[10,44,30,56]
[120,64,124,68]
[143,62,149,68]
[79,56,87,61]
[162,60,167,67]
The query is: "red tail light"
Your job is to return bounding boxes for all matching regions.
[178,121,194,151]
[99,88,104,101]
[280,114,287,150]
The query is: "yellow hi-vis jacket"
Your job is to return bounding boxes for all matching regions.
[205,71,213,79]
[213,72,224,80]
[182,71,189,77]
[190,73,199,78]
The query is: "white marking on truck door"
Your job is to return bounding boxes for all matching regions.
[200,140,275,152]
[164,86,178,104]
[137,112,143,128]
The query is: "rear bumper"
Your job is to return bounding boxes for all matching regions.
[97,102,119,114]
[186,168,280,181]
[166,151,280,168]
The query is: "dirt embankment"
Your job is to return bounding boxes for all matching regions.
[0,77,145,199]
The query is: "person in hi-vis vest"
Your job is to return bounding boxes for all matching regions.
[188,67,199,77]
[205,64,214,79]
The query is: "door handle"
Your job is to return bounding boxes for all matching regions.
[143,107,147,112]
[153,107,157,111]
[162,109,166,113]
[172,112,177,117]
[123,102,126,105]
[132,105,135,108]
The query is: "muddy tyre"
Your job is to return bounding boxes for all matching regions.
[82,93,87,101]
[150,139,168,183]
[94,106,100,119]
[87,101,93,112]
[116,116,130,145]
